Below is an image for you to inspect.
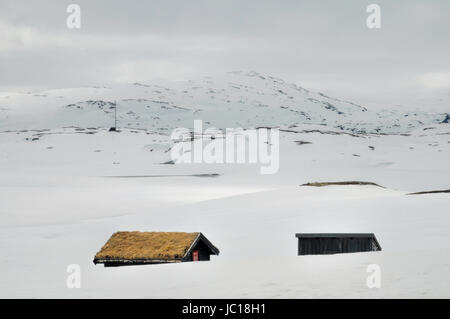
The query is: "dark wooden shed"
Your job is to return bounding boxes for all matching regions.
[93,231,219,267]
[296,233,381,255]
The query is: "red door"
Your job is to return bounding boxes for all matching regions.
[193,250,199,261]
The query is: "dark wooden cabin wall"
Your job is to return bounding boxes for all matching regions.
[298,237,377,255]
[188,240,212,261]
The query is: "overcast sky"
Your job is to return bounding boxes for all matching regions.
[1,0,449,108]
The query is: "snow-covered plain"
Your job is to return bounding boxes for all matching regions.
[0,72,449,298]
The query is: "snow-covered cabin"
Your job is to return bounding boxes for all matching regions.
[93,231,219,267]
[296,233,381,255]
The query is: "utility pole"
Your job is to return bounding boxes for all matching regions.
[114,100,117,129]
[109,100,118,132]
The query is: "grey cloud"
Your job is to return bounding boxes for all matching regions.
[0,0,449,109]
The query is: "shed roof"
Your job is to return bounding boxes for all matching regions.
[296,233,376,238]
[94,231,219,262]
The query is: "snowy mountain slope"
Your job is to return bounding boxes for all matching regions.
[0,124,449,298]
[1,71,448,134]
[0,71,449,298]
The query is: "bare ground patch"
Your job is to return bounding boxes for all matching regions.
[406,189,450,195]
[300,181,384,188]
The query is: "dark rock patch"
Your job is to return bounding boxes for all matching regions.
[301,181,384,188]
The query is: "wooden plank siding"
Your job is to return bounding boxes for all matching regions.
[296,233,381,255]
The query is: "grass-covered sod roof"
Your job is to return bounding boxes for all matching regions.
[94,231,200,261]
